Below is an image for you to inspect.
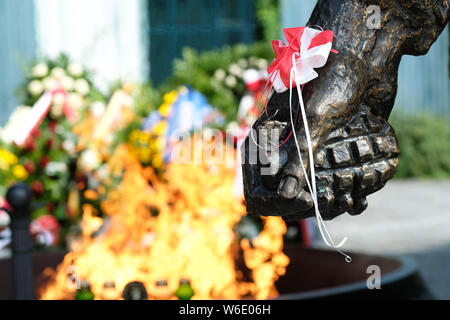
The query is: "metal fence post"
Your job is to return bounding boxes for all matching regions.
[6,183,34,300]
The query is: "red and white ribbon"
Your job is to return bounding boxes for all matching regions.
[12,88,77,147]
[13,91,53,147]
[268,27,337,93]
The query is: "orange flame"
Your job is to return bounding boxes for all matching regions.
[40,140,289,300]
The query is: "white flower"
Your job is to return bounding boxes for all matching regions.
[43,77,59,91]
[257,58,268,70]
[61,76,74,91]
[224,75,237,88]
[36,232,54,247]
[62,139,76,155]
[45,161,68,176]
[238,58,248,68]
[32,63,49,78]
[51,67,66,79]
[226,121,240,136]
[52,92,66,106]
[28,80,44,96]
[90,101,106,118]
[0,228,11,250]
[228,64,243,77]
[79,149,100,171]
[249,56,258,66]
[68,93,84,110]
[214,69,226,81]
[0,209,10,227]
[68,63,84,77]
[74,79,90,96]
[50,103,63,118]
[87,172,100,190]
[96,164,109,180]
[242,69,260,85]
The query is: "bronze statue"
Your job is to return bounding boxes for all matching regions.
[243,0,449,221]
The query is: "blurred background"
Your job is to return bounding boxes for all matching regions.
[0,0,449,300]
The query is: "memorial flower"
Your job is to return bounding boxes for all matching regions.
[32,63,49,78]
[12,164,28,180]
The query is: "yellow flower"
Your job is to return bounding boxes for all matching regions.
[163,90,178,104]
[139,132,150,145]
[148,141,160,153]
[12,165,28,180]
[0,149,18,166]
[159,103,172,117]
[152,121,168,136]
[129,129,141,142]
[137,149,151,163]
[0,162,7,171]
[152,154,163,169]
[140,152,151,164]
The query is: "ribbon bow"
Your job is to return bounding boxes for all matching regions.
[268,27,336,93]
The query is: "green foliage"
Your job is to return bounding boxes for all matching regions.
[131,83,162,118]
[256,0,281,42]
[390,111,450,179]
[164,42,274,122]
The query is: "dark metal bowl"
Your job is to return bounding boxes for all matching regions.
[0,247,432,300]
[275,246,432,299]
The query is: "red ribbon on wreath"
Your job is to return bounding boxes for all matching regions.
[13,87,78,147]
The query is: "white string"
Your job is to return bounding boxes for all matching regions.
[249,110,279,151]
[249,70,280,151]
[290,54,351,263]
[306,24,324,31]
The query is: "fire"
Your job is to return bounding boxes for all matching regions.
[40,139,289,300]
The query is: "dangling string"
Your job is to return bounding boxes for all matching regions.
[249,107,299,151]
[250,69,296,151]
[307,24,324,31]
[289,54,351,262]
[251,69,301,151]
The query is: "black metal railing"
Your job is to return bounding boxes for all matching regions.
[5,183,34,300]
